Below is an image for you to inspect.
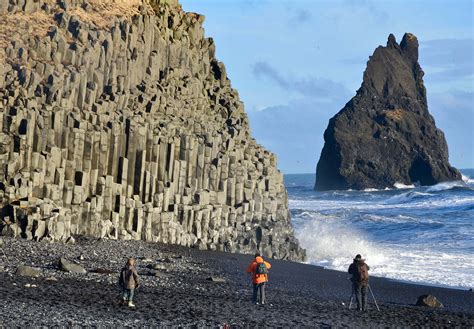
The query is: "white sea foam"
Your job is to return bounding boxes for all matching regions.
[384,191,434,204]
[393,182,415,189]
[461,174,474,184]
[294,215,387,270]
[365,214,420,224]
[294,213,474,289]
[361,184,415,192]
[288,172,474,289]
[290,196,474,214]
[425,180,467,192]
[363,188,379,192]
[368,249,474,289]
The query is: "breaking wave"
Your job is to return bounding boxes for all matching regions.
[287,170,474,289]
[393,182,415,189]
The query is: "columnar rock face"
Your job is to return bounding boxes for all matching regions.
[315,33,461,191]
[0,0,305,261]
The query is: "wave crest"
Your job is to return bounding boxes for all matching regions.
[293,212,474,289]
[393,182,415,189]
[294,215,386,269]
[425,180,467,192]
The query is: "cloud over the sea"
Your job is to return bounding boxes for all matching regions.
[248,99,346,173]
[181,0,473,171]
[289,8,312,25]
[249,61,353,172]
[421,38,474,82]
[252,62,351,102]
[428,90,474,167]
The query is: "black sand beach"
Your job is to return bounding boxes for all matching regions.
[0,237,472,327]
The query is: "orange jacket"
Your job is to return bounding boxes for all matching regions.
[246,256,271,284]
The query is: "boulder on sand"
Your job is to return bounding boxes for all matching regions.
[150,264,167,270]
[416,295,443,308]
[207,276,226,283]
[15,265,41,277]
[58,258,87,274]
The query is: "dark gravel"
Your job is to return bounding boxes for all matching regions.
[0,237,472,327]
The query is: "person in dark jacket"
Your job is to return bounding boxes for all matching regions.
[119,258,139,307]
[348,254,370,311]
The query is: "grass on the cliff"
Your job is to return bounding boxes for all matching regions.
[0,0,158,60]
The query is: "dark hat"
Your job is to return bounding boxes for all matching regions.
[255,251,261,257]
[355,254,362,260]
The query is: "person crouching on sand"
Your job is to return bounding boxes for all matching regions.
[119,258,140,308]
[246,252,271,305]
[348,254,370,311]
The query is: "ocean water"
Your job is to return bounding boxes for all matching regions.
[286,169,474,289]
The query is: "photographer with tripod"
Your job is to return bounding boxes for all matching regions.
[348,254,371,311]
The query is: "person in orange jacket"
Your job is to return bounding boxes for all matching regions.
[246,251,271,305]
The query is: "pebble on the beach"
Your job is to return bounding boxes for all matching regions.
[415,295,444,308]
[207,276,226,283]
[0,237,471,327]
[15,266,41,278]
[58,258,87,274]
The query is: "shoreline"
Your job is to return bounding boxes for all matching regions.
[383,277,472,292]
[1,237,472,327]
[303,262,472,292]
[287,171,474,295]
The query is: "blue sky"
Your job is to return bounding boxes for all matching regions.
[181,0,473,173]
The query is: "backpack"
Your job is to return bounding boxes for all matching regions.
[255,262,268,275]
[118,268,125,287]
[357,263,369,283]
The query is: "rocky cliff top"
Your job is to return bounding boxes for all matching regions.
[0,0,166,58]
[362,33,422,100]
[315,33,461,191]
[0,0,305,261]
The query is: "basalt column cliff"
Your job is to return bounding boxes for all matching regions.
[316,33,461,191]
[0,0,305,260]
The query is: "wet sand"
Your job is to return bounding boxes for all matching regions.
[0,237,472,327]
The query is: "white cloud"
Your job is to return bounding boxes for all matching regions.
[421,38,474,82]
[252,61,351,103]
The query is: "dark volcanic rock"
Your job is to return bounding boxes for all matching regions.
[58,258,86,274]
[207,276,226,283]
[0,0,304,261]
[15,265,41,278]
[315,33,461,191]
[416,294,444,308]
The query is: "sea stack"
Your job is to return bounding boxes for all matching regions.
[0,0,305,260]
[315,33,461,191]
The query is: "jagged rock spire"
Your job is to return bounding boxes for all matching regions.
[315,33,460,191]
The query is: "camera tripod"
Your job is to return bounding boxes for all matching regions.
[348,283,380,311]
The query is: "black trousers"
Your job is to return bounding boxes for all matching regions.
[253,283,266,304]
[353,283,368,310]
